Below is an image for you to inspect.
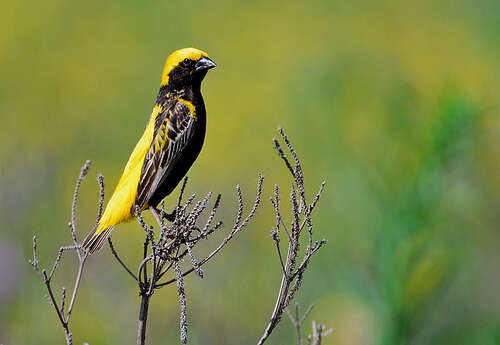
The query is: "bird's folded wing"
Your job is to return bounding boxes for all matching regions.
[134,100,196,210]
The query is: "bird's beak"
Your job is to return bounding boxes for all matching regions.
[195,56,216,72]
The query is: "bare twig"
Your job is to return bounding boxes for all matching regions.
[273,137,295,178]
[137,293,150,345]
[257,128,327,345]
[60,287,67,316]
[107,173,264,345]
[307,320,333,345]
[174,260,188,344]
[32,128,327,345]
[178,176,189,206]
[287,303,313,345]
[201,194,221,235]
[94,173,105,230]
[108,238,138,282]
[299,304,314,327]
[49,245,78,281]
[70,160,91,260]
[153,175,263,288]
[41,268,66,330]
[287,303,331,345]
[30,161,104,345]
[66,254,87,321]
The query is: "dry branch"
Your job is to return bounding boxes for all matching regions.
[257,128,327,345]
[30,128,328,345]
[108,174,264,345]
[30,160,104,345]
[287,303,332,345]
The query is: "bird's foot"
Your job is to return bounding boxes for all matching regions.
[161,208,177,223]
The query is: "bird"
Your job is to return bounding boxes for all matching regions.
[82,47,216,254]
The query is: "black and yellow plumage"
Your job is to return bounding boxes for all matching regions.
[83,48,216,253]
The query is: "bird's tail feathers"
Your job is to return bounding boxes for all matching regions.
[82,227,115,254]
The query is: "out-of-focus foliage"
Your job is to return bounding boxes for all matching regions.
[1,0,499,344]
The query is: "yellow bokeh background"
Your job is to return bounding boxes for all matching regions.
[1,0,499,344]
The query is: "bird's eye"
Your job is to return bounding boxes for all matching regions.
[181,58,191,67]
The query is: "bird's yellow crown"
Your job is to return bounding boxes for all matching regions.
[161,47,209,86]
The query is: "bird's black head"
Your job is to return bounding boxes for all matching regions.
[160,48,216,90]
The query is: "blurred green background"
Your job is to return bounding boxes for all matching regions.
[1,0,500,344]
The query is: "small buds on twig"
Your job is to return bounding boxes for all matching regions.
[257,128,327,345]
[30,161,101,345]
[109,173,264,345]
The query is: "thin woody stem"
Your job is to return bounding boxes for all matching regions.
[66,253,87,322]
[137,294,150,345]
[257,128,326,345]
[108,238,138,282]
[42,270,67,328]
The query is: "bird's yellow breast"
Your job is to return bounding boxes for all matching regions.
[95,105,161,233]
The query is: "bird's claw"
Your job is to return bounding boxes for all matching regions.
[162,208,177,222]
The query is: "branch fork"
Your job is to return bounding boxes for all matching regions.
[257,128,327,345]
[108,174,264,345]
[30,160,104,345]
